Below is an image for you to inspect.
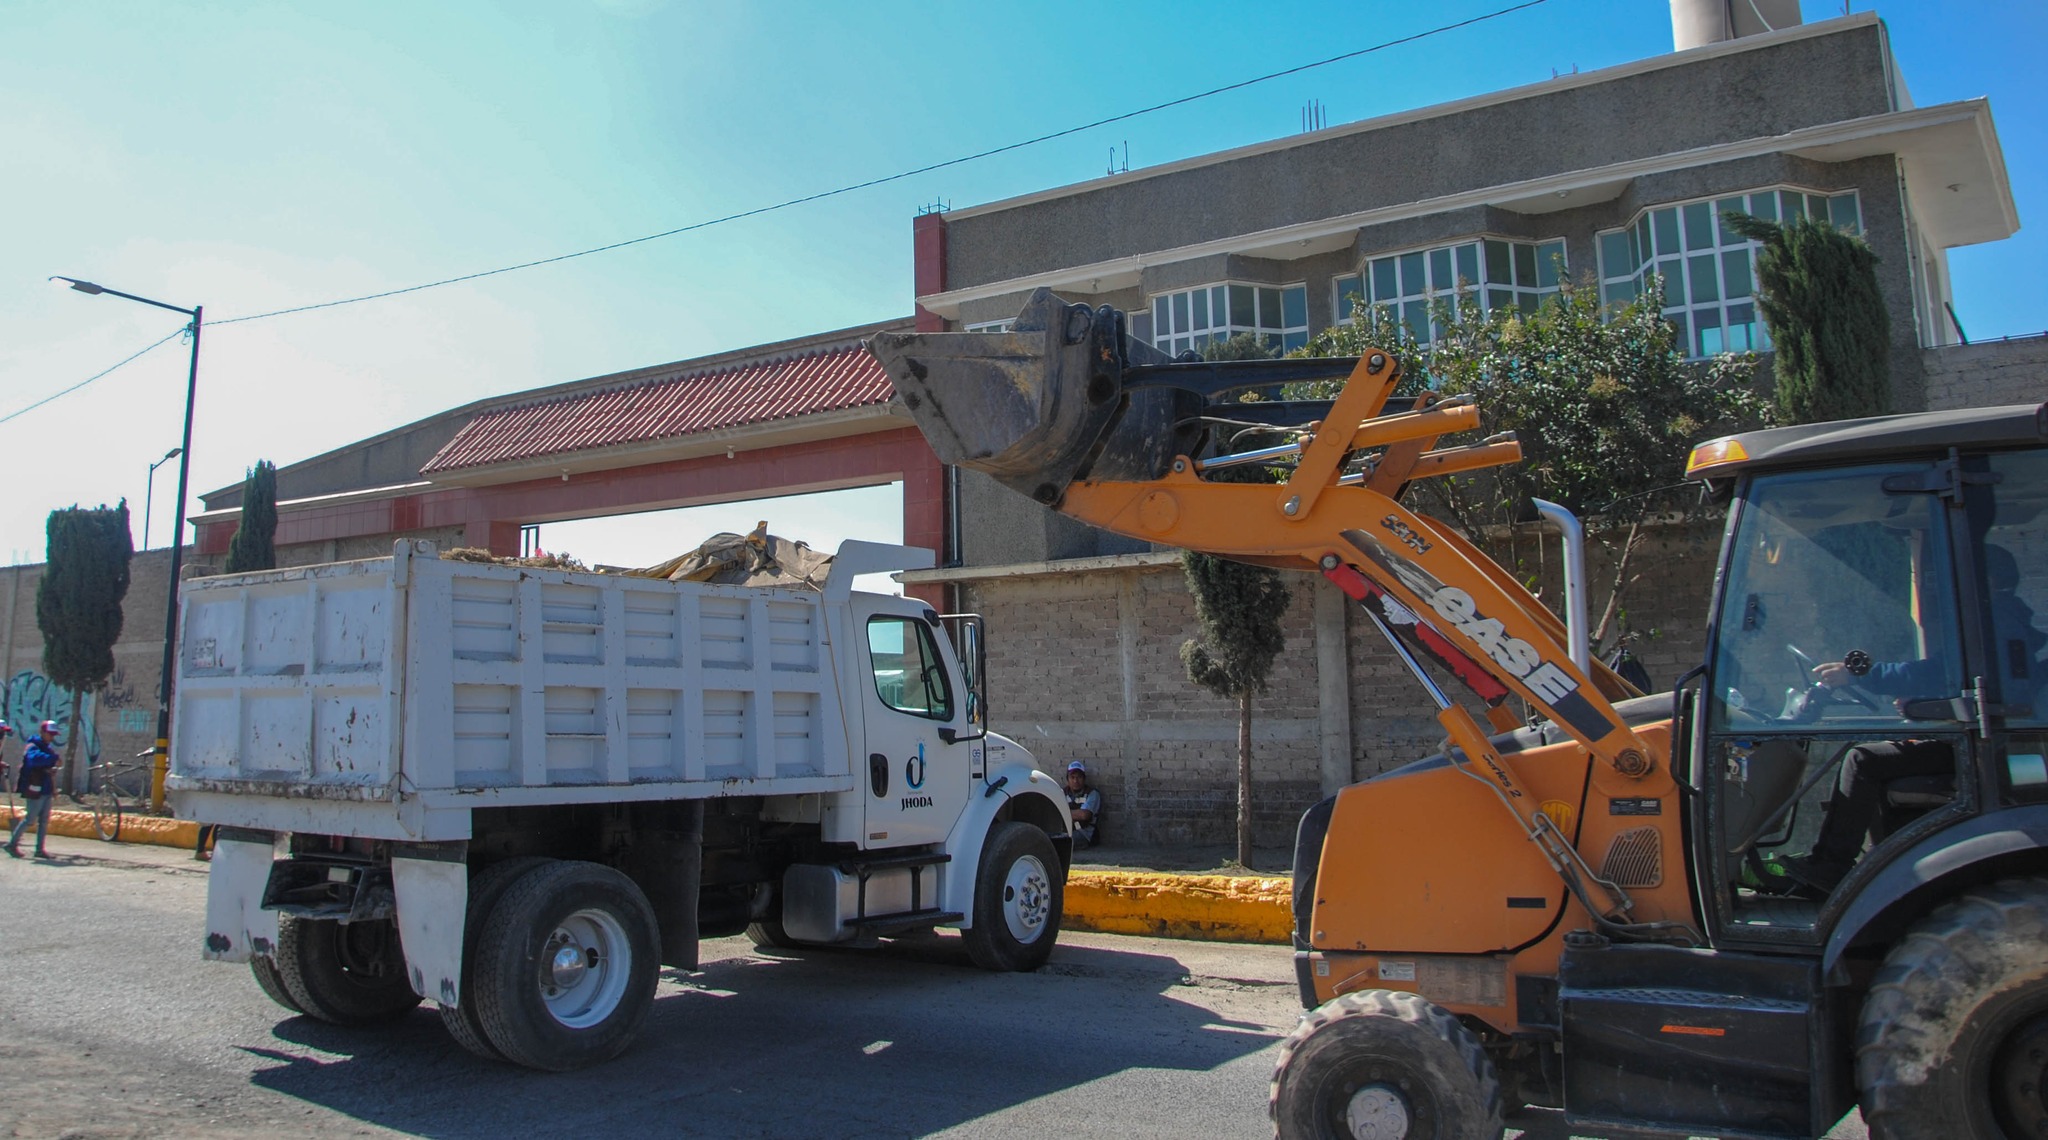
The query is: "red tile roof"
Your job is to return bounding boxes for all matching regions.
[422,343,894,474]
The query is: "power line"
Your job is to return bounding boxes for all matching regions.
[0,328,184,427]
[214,0,1550,326]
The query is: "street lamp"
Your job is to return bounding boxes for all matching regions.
[143,447,183,551]
[52,276,200,812]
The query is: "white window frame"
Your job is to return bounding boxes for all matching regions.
[963,318,1014,333]
[1149,282,1309,357]
[1596,186,1863,359]
[1336,237,1566,345]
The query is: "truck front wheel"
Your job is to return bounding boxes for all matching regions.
[963,821,1062,972]
[472,861,660,1071]
[272,914,423,1026]
[1857,875,2048,1139]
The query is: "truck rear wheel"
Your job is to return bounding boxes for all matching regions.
[272,914,423,1026]
[472,860,660,1071]
[1269,989,1504,1140]
[1857,875,2048,1140]
[440,856,552,1061]
[249,953,303,1015]
[962,821,1062,972]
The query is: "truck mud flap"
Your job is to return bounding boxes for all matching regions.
[391,843,469,1005]
[203,829,278,964]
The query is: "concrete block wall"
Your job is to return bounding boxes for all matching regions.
[1922,335,2048,412]
[962,518,1723,849]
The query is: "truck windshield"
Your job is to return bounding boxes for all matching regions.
[866,617,954,721]
[1708,462,1964,733]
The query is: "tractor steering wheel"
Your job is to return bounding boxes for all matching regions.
[1786,644,1880,714]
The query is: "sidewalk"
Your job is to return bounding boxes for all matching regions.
[1,810,1297,945]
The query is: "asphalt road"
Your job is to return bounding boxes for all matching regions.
[0,836,1866,1139]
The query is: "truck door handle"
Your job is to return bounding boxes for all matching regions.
[869,753,889,798]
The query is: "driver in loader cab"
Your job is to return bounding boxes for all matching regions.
[1786,544,2045,893]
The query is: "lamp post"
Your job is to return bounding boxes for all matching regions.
[52,276,200,812]
[143,447,183,551]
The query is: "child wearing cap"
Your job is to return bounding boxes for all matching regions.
[1063,761,1101,849]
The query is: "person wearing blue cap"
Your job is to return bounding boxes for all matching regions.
[1063,761,1101,849]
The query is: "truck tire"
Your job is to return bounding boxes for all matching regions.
[272,914,423,1027]
[744,911,804,951]
[1857,875,2048,1140]
[472,860,661,1071]
[962,821,1062,972]
[1269,989,1504,1140]
[440,856,552,1061]
[249,953,304,1015]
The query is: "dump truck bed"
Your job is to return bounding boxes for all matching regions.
[169,540,856,838]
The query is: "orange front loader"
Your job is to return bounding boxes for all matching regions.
[871,290,2048,1140]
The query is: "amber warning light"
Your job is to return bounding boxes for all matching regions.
[1685,438,1750,477]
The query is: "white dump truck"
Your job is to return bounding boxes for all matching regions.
[170,539,1071,1070]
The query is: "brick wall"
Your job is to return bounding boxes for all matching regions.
[961,517,1724,849]
[1923,334,2048,412]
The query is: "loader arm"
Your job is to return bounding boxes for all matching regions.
[869,290,1667,919]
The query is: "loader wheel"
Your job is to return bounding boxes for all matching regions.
[439,856,552,1061]
[249,953,304,1015]
[1858,875,2048,1140]
[273,914,423,1026]
[472,860,660,1071]
[1269,989,1504,1140]
[962,821,1062,972]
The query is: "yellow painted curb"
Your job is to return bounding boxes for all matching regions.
[0,805,202,850]
[1065,869,1293,945]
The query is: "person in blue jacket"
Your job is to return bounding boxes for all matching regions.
[7,720,60,859]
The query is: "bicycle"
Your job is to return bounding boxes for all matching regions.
[82,750,154,842]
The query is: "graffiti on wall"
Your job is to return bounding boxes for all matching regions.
[2,671,102,760]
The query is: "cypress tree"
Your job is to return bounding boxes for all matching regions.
[224,460,279,574]
[1179,332,1294,867]
[1725,212,1891,424]
[37,503,134,790]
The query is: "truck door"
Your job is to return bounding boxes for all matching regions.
[855,599,974,849]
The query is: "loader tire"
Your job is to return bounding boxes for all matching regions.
[273,914,422,1027]
[473,860,660,1071]
[1269,989,1504,1140]
[1857,875,2048,1140]
[962,821,1062,972]
[249,953,304,1015]
[440,856,552,1061]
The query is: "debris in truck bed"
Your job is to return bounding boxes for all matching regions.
[625,524,832,590]
[438,547,589,570]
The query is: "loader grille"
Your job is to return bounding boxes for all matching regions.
[1601,827,1662,888]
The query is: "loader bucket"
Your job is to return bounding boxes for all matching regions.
[867,289,1202,506]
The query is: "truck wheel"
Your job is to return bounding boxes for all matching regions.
[272,914,423,1026]
[1857,875,2048,1140]
[745,911,804,951]
[472,860,660,1071]
[249,954,304,1015]
[962,821,1062,972]
[440,856,552,1061]
[1269,989,1504,1140]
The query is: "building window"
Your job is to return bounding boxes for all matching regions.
[1598,187,1862,358]
[1150,282,1308,356]
[963,318,1014,333]
[1335,238,1566,344]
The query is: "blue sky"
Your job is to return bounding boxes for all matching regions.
[2,0,2041,568]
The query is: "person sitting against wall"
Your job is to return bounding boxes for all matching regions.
[1786,544,2044,894]
[1064,761,1102,849]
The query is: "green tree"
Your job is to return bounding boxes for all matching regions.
[1725,212,1891,424]
[1302,277,1772,657]
[224,460,278,574]
[1180,332,1295,867]
[37,503,133,790]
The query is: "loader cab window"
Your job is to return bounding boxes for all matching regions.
[866,617,953,721]
[1983,448,2048,804]
[1704,462,1967,933]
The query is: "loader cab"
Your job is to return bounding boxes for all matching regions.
[1686,407,2048,947]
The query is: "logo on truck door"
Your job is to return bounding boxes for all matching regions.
[904,743,926,790]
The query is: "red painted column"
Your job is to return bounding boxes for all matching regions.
[913,211,948,334]
[900,435,948,609]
